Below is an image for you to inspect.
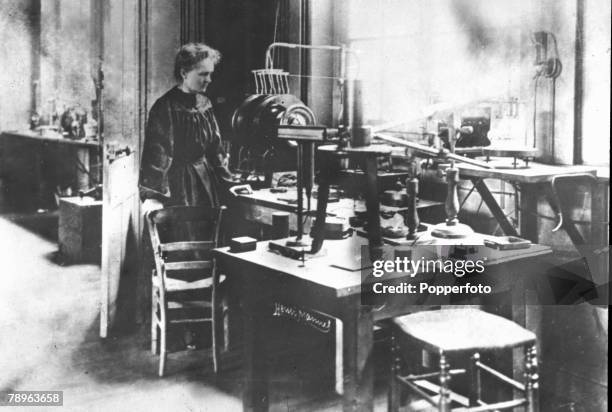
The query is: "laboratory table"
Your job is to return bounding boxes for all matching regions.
[214,234,551,412]
[456,160,598,243]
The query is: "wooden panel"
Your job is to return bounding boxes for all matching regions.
[101,152,139,336]
[100,0,143,337]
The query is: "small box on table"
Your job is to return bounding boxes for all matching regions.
[230,236,257,253]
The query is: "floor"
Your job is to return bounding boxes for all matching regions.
[0,212,392,412]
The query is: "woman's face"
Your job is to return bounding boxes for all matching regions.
[181,58,215,93]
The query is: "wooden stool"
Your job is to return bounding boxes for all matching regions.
[389,308,538,412]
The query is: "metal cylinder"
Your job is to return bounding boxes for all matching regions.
[352,125,372,147]
[231,94,316,148]
[349,79,367,146]
[272,212,290,239]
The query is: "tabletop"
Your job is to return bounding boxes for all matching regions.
[234,188,442,216]
[457,158,597,183]
[1,130,101,148]
[214,232,551,299]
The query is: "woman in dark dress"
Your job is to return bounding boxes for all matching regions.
[140,43,230,210]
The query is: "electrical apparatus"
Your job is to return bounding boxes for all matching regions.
[231,93,316,187]
[232,43,497,260]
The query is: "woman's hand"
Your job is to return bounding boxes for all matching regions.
[142,198,164,215]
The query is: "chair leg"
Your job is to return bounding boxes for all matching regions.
[387,332,401,412]
[151,322,159,355]
[211,268,220,375]
[158,321,167,377]
[438,352,451,412]
[211,300,229,374]
[211,311,219,375]
[525,345,539,412]
[222,297,230,353]
[151,293,158,355]
[468,353,481,406]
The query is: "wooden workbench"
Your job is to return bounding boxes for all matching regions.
[214,234,551,411]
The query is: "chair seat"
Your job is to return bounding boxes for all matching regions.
[392,308,536,353]
[160,274,226,292]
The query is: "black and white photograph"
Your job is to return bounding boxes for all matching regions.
[0,1,608,411]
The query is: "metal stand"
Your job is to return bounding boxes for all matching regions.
[404,177,420,240]
[285,141,311,248]
[311,144,393,260]
[431,164,474,239]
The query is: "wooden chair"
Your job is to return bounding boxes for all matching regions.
[389,308,538,412]
[146,205,227,377]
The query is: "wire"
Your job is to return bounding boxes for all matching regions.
[290,72,352,82]
[533,75,539,148]
[271,0,281,68]
[551,76,556,161]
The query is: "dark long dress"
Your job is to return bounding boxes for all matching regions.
[139,87,230,207]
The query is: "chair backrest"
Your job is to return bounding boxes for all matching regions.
[146,206,226,281]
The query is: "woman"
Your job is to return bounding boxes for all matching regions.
[140,43,231,210]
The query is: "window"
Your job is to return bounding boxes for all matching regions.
[581,0,610,166]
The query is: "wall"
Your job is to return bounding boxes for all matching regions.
[37,0,95,124]
[146,0,181,112]
[310,0,336,127]
[533,0,577,165]
[0,0,37,131]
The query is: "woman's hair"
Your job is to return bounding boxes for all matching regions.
[174,43,222,82]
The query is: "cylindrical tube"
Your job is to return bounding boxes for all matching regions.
[352,125,372,147]
[350,79,364,147]
[272,212,290,239]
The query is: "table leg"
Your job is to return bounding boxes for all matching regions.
[75,147,90,191]
[591,181,609,291]
[35,144,46,208]
[342,303,375,412]
[519,183,540,243]
[363,156,382,259]
[471,178,519,237]
[243,294,269,412]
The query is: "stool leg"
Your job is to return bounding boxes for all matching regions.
[468,353,481,407]
[439,351,451,412]
[525,345,539,412]
[387,332,401,412]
